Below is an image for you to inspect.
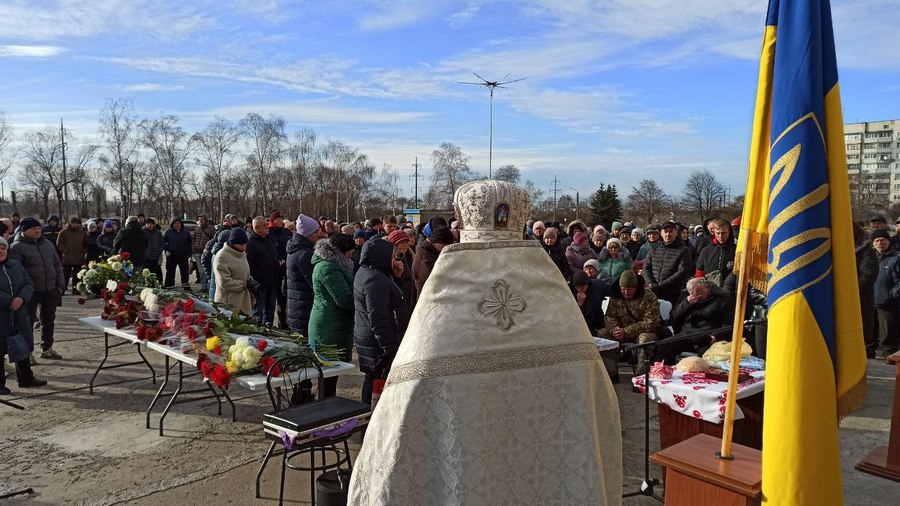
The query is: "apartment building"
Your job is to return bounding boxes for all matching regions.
[845,119,900,203]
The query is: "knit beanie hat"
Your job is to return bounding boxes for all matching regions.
[583,259,600,272]
[228,227,248,246]
[387,230,410,245]
[619,270,639,289]
[429,226,454,245]
[592,231,605,243]
[103,219,115,230]
[543,227,558,239]
[606,237,623,249]
[295,214,320,237]
[19,217,41,231]
[871,229,891,242]
[0,236,8,248]
[330,233,355,253]
[353,229,367,240]
[573,231,588,244]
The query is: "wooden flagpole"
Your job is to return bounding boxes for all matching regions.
[719,223,753,459]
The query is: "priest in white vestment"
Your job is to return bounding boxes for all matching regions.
[349,180,623,505]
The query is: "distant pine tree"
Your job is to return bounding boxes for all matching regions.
[589,183,623,228]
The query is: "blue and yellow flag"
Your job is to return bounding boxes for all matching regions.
[737,0,867,503]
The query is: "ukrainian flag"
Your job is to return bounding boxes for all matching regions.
[737,0,867,503]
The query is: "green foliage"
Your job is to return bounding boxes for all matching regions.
[589,183,623,228]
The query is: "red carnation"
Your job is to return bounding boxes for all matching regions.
[185,327,197,341]
[257,340,268,352]
[136,326,146,340]
[77,297,86,305]
[117,282,128,291]
[260,356,281,377]
[182,298,195,313]
[211,364,231,388]
[120,251,131,260]
[101,288,109,299]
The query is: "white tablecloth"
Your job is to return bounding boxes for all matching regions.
[632,370,765,423]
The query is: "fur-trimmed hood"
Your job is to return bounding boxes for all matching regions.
[313,238,354,272]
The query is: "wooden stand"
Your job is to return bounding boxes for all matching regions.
[856,351,900,481]
[658,391,764,451]
[650,433,762,506]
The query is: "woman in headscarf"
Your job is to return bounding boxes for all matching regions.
[598,237,631,283]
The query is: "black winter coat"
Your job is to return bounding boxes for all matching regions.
[353,239,409,374]
[9,235,64,293]
[114,221,149,267]
[695,236,736,287]
[643,237,692,304]
[144,227,164,262]
[874,249,900,308]
[85,230,104,263]
[246,232,281,288]
[268,226,292,261]
[670,285,734,338]
[543,241,569,281]
[286,233,316,334]
[164,224,193,258]
[856,243,878,345]
[569,278,609,335]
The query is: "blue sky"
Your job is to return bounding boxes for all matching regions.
[2,0,900,202]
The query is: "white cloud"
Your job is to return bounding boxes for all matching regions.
[358,1,442,31]
[0,45,66,58]
[0,0,214,41]
[119,83,186,92]
[188,100,434,125]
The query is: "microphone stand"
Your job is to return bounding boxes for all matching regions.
[0,397,24,410]
[619,319,765,502]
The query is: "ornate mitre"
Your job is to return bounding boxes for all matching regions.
[453,179,531,242]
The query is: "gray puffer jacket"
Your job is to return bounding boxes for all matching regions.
[9,235,65,292]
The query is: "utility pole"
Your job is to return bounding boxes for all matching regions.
[410,156,422,208]
[60,118,69,219]
[551,176,560,222]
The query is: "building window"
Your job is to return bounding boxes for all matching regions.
[865,153,878,159]
[880,142,892,148]
[864,142,877,149]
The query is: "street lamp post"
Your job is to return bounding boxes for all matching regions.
[569,187,580,221]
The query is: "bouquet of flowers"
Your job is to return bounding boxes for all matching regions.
[77,252,158,297]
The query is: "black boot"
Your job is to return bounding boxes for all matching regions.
[15,359,47,388]
[0,373,10,395]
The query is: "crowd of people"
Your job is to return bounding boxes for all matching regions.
[1,208,896,396]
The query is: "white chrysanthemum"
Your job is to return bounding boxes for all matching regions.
[110,261,123,271]
[106,280,119,291]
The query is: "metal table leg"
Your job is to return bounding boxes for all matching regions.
[146,356,173,429]
[90,330,157,394]
[158,361,184,436]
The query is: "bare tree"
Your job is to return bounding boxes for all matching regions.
[241,113,286,214]
[287,127,320,213]
[140,114,195,219]
[494,164,521,184]
[681,169,726,223]
[0,113,14,182]
[627,179,671,225]
[99,98,142,217]
[20,127,71,216]
[429,142,473,208]
[193,117,241,221]
[322,140,372,222]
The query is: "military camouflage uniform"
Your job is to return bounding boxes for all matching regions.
[599,288,661,374]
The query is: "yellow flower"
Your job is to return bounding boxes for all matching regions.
[206,336,221,352]
[226,360,238,374]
